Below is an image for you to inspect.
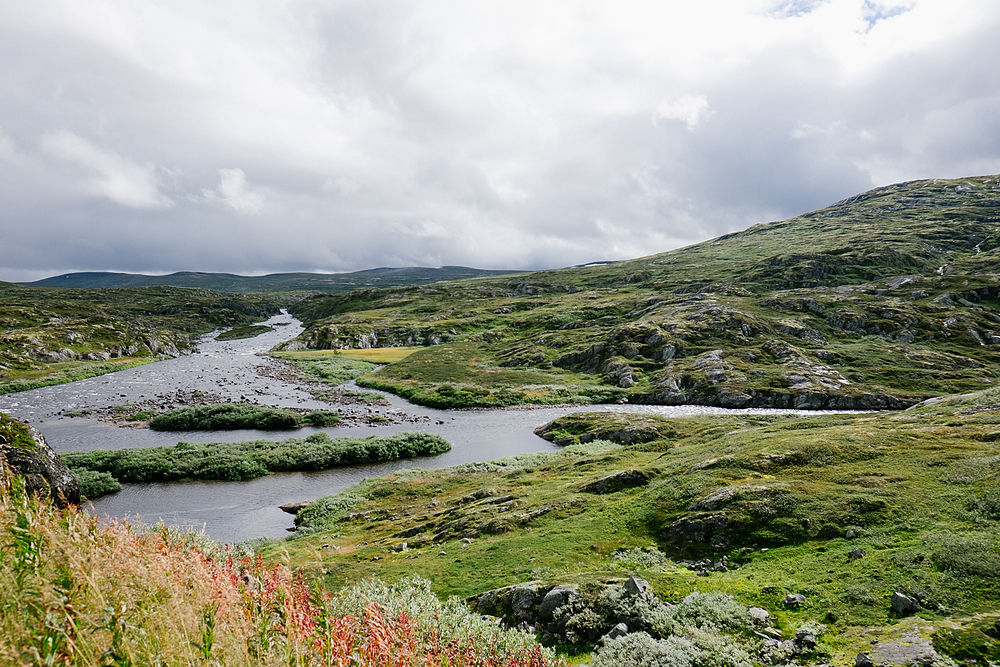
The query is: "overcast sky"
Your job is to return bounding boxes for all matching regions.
[2,1,1000,281]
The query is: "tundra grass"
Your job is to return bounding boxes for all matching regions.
[358,341,626,408]
[272,387,1000,662]
[271,351,381,385]
[215,324,274,340]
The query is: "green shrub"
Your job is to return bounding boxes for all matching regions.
[215,324,273,341]
[672,592,749,634]
[325,577,558,663]
[300,410,341,426]
[60,432,452,485]
[71,468,121,499]
[294,492,367,530]
[967,491,1000,521]
[933,537,1000,578]
[149,403,301,430]
[613,546,670,571]
[592,632,700,667]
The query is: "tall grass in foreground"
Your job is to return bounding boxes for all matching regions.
[0,472,562,666]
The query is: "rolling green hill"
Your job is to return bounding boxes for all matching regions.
[29,266,523,293]
[284,175,1000,410]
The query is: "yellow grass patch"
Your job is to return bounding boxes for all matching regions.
[276,347,422,363]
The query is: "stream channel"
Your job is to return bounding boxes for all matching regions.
[0,312,857,545]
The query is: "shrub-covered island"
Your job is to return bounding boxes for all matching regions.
[148,403,341,430]
[63,432,450,498]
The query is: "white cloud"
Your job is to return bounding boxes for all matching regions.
[203,168,264,215]
[40,131,173,209]
[654,95,714,131]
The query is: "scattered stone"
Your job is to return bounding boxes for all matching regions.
[855,653,875,667]
[623,576,653,599]
[581,469,650,494]
[848,548,867,561]
[278,501,310,515]
[748,606,772,627]
[846,528,857,539]
[784,593,806,608]
[603,623,629,642]
[890,592,921,615]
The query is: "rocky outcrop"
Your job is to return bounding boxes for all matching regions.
[0,415,79,507]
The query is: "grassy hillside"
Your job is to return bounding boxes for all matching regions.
[0,283,282,394]
[30,266,522,293]
[274,385,1000,664]
[284,175,1000,409]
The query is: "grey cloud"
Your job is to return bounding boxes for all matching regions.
[2,2,1000,281]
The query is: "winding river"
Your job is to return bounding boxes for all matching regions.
[0,312,855,544]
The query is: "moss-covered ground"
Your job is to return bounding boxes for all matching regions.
[269,385,1000,663]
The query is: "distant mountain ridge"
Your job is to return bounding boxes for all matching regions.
[27,266,523,293]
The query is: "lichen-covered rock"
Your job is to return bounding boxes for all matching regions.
[0,415,79,507]
[890,591,921,615]
[582,469,650,494]
[537,585,579,624]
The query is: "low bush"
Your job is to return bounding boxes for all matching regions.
[613,546,670,571]
[71,468,122,499]
[149,403,301,430]
[592,632,700,667]
[62,432,451,491]
[932,535,1000,578]
[299,409,341,426]
[672,592,750,634]
[967,490,1000,522]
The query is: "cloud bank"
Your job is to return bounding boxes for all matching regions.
[2,0,1000,280]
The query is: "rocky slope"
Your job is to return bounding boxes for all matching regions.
[0,413,78,506]
[285,175,1000,409]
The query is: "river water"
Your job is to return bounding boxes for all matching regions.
[0,312,856,544]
